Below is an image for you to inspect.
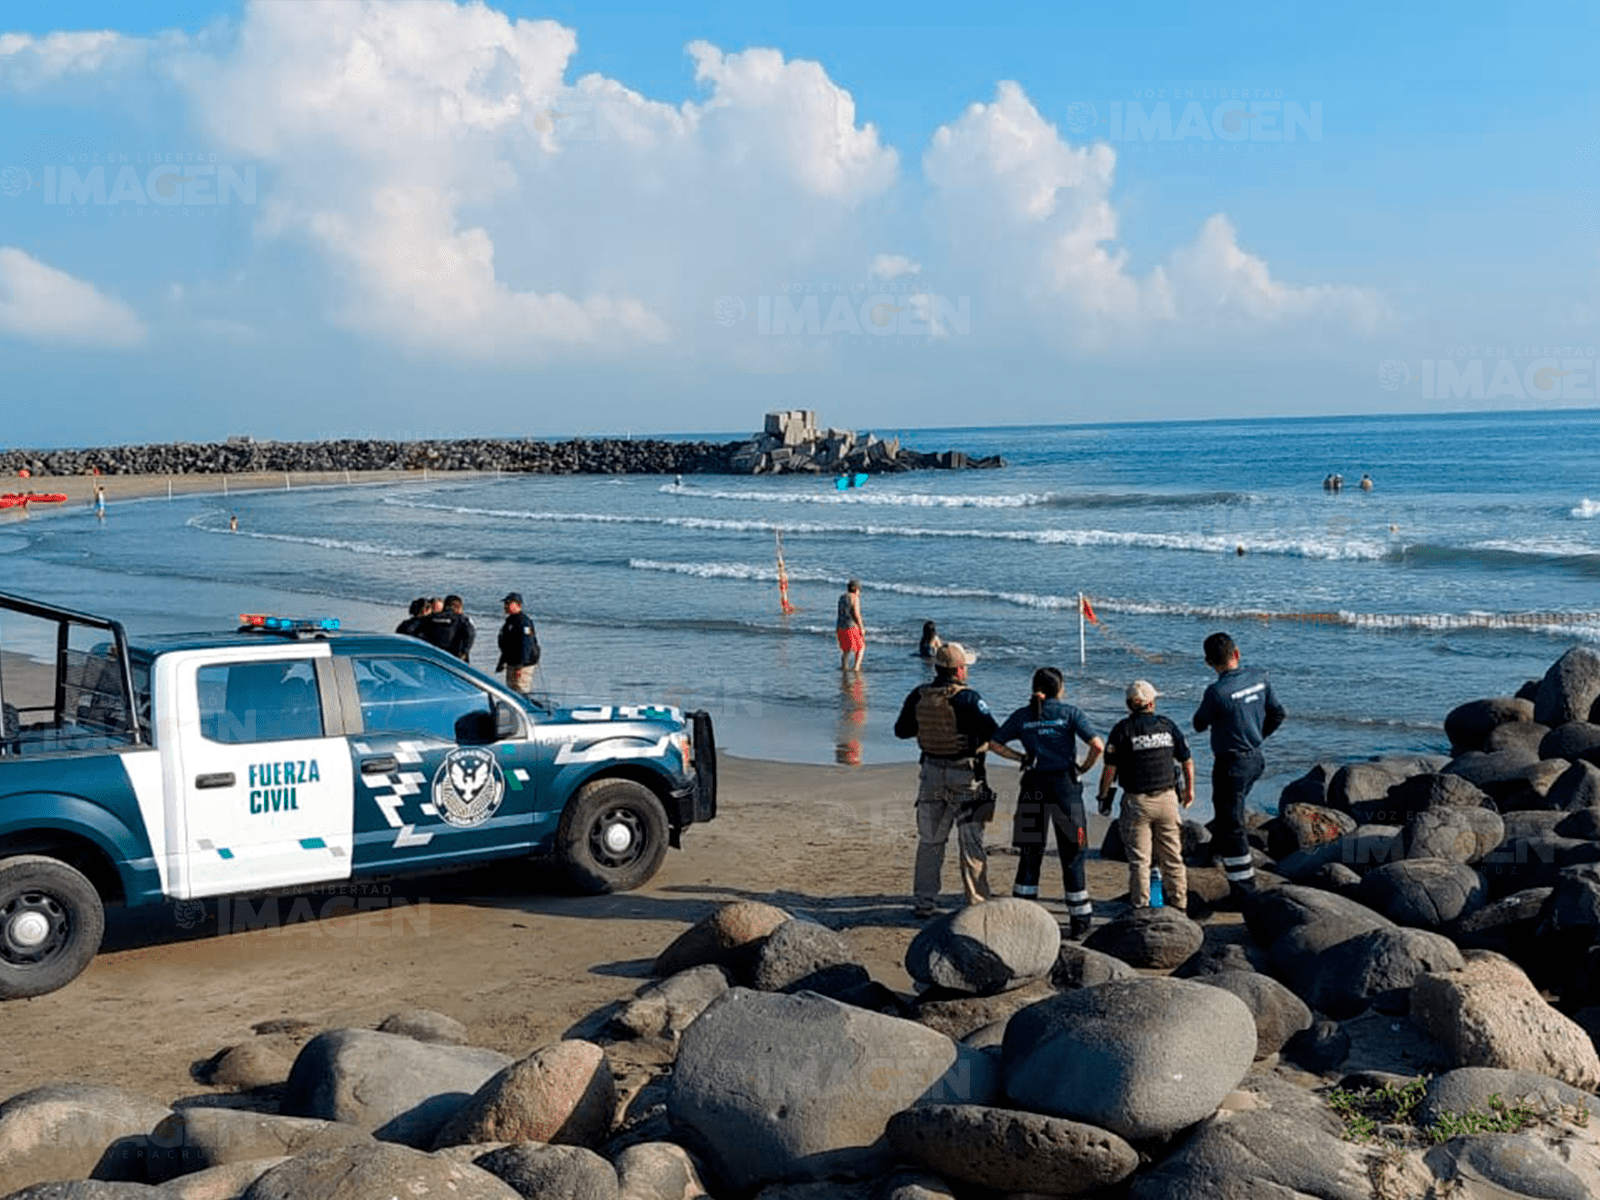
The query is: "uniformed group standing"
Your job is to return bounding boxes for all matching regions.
[396,591,543,697]
[897,628,1284,937]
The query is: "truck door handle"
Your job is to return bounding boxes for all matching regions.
[195,772,235,789]
[361,756,399,775]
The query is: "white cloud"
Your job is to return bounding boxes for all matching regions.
[870,254,919,280]
[0,247,145,347]
[0,29,161,90]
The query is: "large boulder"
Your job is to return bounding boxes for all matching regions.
[1446,697,1536,755]
[1275,826,1402,881]
[1547,761,1600,811]
[432,1039,616,1150]
[751,920,870,997]
[1411,952,1600,1091]
[1416,1067,1599,1129]
[1402,806,1503,864]
[1485,719,1552,756]
[1478,818,1600,896]
[143,1109,374,1184]
[653,900,791,980]
[1192,970,1313,1060]
[885,1103,1137,1196]
[1082,907,1203,970]
[1247,885,1393,998]
[1050,943,1138,990]
[1452,887,1553,956]
[0,1085,171,1196]
[1001,978,1256,1140]
[472,1143,620,1200]
[1298,926,1464,1018]
[1357,859,1487,929]
[905,898,1060,995]
[1276,804,1357,856]
[912,979,1055,1042]
[240,1144,519,1200]
[1326,762,1408,813]
[667,989,999,1191]
[612,1141,708,1200]
[1541,722,1600,769]
[1443,749,1547,805]
[1126,1108,1382,1200]
[612,966,731,1043]
[281,1028,513,1147]
[1423,1134,1592,1200]
[1277,762,1335,811]
[375,1007,469,1046]
[1533,646,1600,727]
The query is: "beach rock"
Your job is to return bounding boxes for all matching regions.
[613,965,731,1043]
[0,1085,171,1196]
[1275,825,1403,881]
[1547,761,1600,812]
[1193,970,1313,1060]
[143,1109,374,1184]
[874,1170,955,1200]
[1485,718,1552,756]
[1533,646,1600,727]
[1416,1067,1599,1128]
[653,901,791,981]
[473,1143,620,1200]
[1173,936,1272,979]
[1125,1108,1379,1200]
[1082,907,1203,969]
[375,1007,469,1046]
[431,1039,616,1150]
[1300,925,1464,1018]
[611,1141,707,1200]
[1357,858,1488,929]
[1555,804,1600,839]
[904,898,1060,995]
[281,1028,512,1147]
[1402,805,1503,864]
[190,1042,292,1091]
[912,978,1055,1041]
[1001,977,1256,1140]
[667,988,999,1191]
[1277,762,1335,811]
[156,1156,290,1200]
[1249,885,1394,998]
[1411,952,1600,1090]
[1452,887,1553,955]
[884,1103,1137,1195]
[1536,720,1600,764]
[1326,761,1408,813]
[1313,862,1364,896]
[1,1186,159,1199]
[1447,697,1536,754]
[1386,771,1493,818]
[751,920,870,997]
[1283,1019,1350,1073]
[1423,1134,1591,1200]
[1049,942,1137,989]
[1478,820,1600,896]
[1501,758,1576,811]
[1277,803,1357,855]
[241,1143,519,1200]
[1444,748,1546,804]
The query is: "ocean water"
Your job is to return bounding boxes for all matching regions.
[3,408,1598,819]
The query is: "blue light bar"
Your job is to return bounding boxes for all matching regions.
[239,614,341,632]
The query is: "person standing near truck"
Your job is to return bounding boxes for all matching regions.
[1193,631,1285,901]
[496,592,541,694]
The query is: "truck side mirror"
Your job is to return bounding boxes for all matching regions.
[493,699,521,741]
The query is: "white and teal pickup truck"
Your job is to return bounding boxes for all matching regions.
[0,591,716,998]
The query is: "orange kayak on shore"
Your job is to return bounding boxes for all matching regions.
[0,493,68,504]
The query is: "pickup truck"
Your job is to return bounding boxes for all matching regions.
[0,591,716,999]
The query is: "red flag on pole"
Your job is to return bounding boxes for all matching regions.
[1080,594,1098,624]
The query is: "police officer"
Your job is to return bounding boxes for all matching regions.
[495,592,541,694]
[444,595,475,663]
[893,641,997,918]
[1098,680,1194,911]
[1193,631,1285,899]
[396,597,428,638]
[418,597,463,654]
[984,667,1103,939]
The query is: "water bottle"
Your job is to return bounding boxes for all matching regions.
[1150,866,1164,908]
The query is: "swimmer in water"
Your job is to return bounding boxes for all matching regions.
[1236,544,1246,557]
[1360,474,1373,492]
[229,513,238,532]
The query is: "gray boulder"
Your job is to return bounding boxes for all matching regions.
[143,1109,374,1184]
[1384,771,1492,821]
[1275,825,1402,881]
[1357,858,1487,929]
[1547,761,1600,812]
[432,1039,616,1150]
[1443,749,1545,805]
[653,900,791,981]
[281,1028,512,1147]
[1082,907,1203,969]
[751,920,870,997]
[1276,804,1356,855]
[885,1103,1137,1196]
[1172,938,1272,979]
[613,965,731,1043]
[241,1144,518,1200]
[1556,806,1600,839]
[0,1085,171,1197]
[0,1186,159,1199]
[1247,885,1393,999]
[473,1144,620,1200]
[1283,1019,1350,1074]
[1446,697,1536,754]
[1050,943,1138,989]
[1485,719,1552,756]
[1416,1067,1599,1128]
[1403,806,1503,864]
[1452,887,1554,955]
[1001,977,1256,1140]
[1277,763,1335,812]
[667,989,999,1191]
[904,898,1060,995]
[1423,1134,1591,1200]
[1299,926,1464,1018]
[1533,646,1600,727]
[193,1042,293,1091]
[376,1007,469,1046]
[1326,761,1407,812]
[155,1156,290,1200]
[1126,1108,1379,1200]
[1193,970,1313,1060]
[912,978,1055,1041]
[611,1141,707,1200]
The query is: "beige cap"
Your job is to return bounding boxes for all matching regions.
[1126,679,1160,705]
[935,641,974,669]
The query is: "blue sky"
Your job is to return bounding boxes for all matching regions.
[0,0,1595,446]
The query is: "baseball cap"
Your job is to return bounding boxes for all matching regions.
[934,641,975,669]
[502,592,523,606]
[1126,680,1160,705]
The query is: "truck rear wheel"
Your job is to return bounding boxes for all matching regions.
[557,779,669,894]
[0,855,105,999]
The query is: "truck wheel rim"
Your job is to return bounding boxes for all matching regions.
[593,808,643,864]
[2,893,66,961]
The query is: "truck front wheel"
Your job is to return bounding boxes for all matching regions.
[0,855,106,999]
[557,779,669,894]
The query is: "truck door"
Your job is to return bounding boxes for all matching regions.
[341,652,541,873]
[168,648,355,898]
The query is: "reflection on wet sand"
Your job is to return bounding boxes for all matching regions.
[835,672,868,766]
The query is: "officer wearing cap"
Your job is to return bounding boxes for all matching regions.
[1193,631,1285,900]
[495,592,541,694]
[893,641,998,918]
[1097,679,1193,910]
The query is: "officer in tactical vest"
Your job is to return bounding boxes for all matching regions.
[893,641,999,918]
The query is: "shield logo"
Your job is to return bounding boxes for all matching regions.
[432,748,506,827]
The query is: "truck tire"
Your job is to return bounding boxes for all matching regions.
[557,779,669,894]
[0,855,106,999]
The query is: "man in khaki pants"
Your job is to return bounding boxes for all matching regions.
[1096,680,1195,910]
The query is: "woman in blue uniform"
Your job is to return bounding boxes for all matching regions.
[985,667,1104,938]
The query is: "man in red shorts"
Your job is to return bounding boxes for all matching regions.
[836,578,865,671]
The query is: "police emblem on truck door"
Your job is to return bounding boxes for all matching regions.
[433,748,505,827]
